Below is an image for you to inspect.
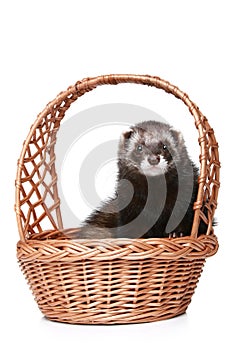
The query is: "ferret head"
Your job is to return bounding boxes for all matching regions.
[118,120,185,177]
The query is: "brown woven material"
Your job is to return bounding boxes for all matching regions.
[16,74,220,324]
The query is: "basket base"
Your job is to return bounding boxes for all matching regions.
[43,306,188,325]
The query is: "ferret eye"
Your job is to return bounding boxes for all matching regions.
[137,145,143,152]
[162,144,167,150]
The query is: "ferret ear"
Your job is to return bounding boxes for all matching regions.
[119,128,134,150]
[169,127,185,145]
[122,129,133,140]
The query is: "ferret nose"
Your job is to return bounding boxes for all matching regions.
[148,155,160,165]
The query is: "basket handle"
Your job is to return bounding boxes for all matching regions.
[16,74,220,240]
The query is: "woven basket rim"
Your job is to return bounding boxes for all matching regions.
[17,230,218,262]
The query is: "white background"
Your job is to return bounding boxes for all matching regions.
[1,1,232,349]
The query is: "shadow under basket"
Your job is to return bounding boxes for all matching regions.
[16,74,220,325]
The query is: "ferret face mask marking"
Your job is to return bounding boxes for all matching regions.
[133,140,170,176]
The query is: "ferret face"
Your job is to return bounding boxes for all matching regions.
[118,121,184,177]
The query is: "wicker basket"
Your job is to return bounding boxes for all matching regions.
[16,74,220,324]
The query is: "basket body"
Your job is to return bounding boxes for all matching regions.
[17,235,217,324]
[16,74,220,324]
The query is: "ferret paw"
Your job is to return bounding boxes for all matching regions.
[168,232,184,238]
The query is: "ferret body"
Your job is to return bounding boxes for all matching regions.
[74,121,207,239]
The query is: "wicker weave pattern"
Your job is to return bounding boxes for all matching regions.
[18,250,206,324]
[16,74,220,324]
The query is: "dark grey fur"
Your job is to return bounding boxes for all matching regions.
[71,121,209,239]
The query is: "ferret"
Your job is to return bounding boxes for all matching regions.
[70,120,209,239]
